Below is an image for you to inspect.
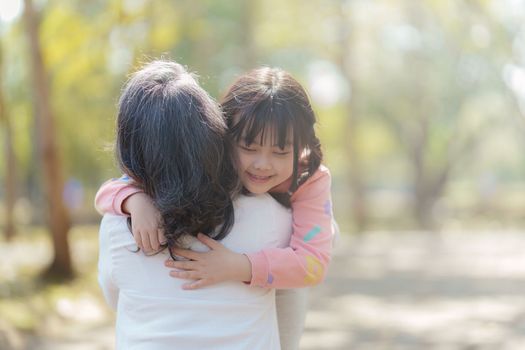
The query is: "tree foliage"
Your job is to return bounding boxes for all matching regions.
[1,0,525,232]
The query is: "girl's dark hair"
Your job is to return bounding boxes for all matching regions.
[116,60,237,256]
[220,67,323,206]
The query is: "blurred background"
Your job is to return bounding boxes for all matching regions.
[2,0,525,349]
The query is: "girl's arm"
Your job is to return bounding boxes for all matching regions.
[94,176,142,216]
[104,168,334,289]
[96,179,254,288]
[94,177,164,252]
[245,165,334,288]
[168,166,334,290]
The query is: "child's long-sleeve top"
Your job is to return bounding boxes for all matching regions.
[94,165,335,289]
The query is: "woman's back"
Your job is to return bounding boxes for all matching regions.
[98,194,292,350]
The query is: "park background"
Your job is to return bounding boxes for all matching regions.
[2,0,525,349]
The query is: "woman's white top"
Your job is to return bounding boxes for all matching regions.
[98,194,292,350]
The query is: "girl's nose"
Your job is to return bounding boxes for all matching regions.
[253,155,272,170]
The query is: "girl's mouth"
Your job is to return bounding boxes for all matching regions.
[246,172,273,183]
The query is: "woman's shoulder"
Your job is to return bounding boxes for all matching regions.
[234,193,286,211]
[99,214,136,248]
[100,214,129,232]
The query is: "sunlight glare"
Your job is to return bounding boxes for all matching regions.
[0,0,23,23]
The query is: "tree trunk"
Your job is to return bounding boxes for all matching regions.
[404,1,449,231]
[337,2,368,233]
[0,47,16,241]
[24,0,73,279]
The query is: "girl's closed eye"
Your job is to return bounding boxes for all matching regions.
[272,144,292,156]
[273,150,291,156]
[239,144,257,152]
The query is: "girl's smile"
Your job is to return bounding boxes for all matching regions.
[246,171,274,183]
[235,133,295,194]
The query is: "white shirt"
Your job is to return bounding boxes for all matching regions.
[98,194,292,350]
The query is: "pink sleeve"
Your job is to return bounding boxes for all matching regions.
[246,165,334,288]
[94,175,143,216]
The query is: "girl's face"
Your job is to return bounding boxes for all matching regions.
[235,129,294,194]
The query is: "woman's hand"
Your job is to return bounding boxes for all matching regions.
[165,233,252,290]
[123,192,165,253]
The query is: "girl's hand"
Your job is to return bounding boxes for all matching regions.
[165,233,252,290]
[123,192,165,253]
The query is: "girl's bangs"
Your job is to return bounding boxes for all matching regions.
[230,100,294,149]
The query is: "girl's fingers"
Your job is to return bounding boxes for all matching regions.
[150,230,163,251]
[171,247,201,260]
[158,229,166,246]
[182,279,208,290]
[196,233,222,250]
[141,232,153,253]
[165,259,195,270]
[169,270,199,280]
[133,231,143,251]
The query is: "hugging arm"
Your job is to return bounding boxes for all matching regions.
[95,168,335,290]
[95,178,254,288]
[94,176,141,216]
[167,167,335,290]
[95,177,164,252]
[245,166,334,289]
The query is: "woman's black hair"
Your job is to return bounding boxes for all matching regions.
[220,67,323,207]
[116,60,238,257]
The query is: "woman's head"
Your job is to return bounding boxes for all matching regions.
[221,67,323,198]
[116,60,236,248]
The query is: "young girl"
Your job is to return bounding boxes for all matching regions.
[96,67,335,350]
